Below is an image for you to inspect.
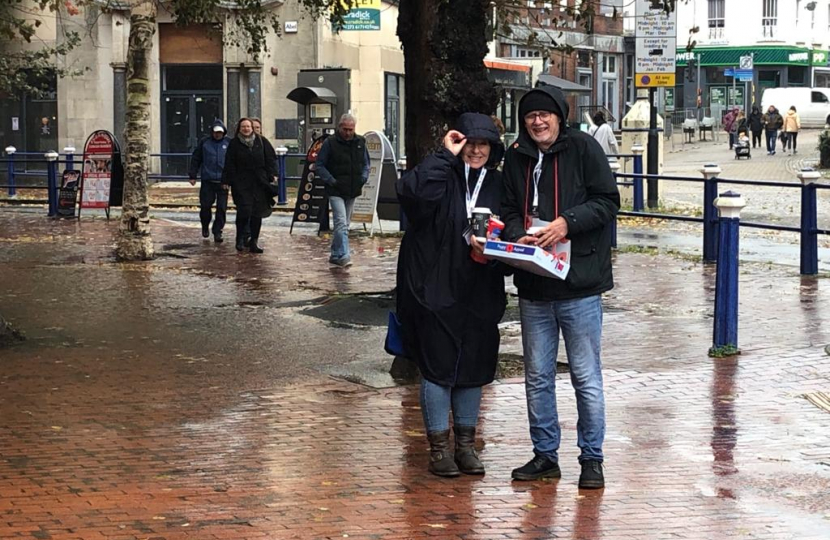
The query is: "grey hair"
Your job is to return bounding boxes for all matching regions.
[338,113,356,126]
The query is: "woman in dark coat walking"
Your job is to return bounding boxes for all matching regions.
[222,117,278,253]
[748,105,764,149]
[396,113,507,477]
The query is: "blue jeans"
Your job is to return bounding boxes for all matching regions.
[766,130,777,153]
[519,295,606,463]
[329,195,355,261]
[420,378,482,433]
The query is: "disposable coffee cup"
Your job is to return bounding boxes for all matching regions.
[471,207,491,242]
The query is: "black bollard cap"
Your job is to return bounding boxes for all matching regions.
[718,190,741,198]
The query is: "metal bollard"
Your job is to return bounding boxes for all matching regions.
[711,191,746,355]
[275,146,288,205]
[63,146,76,172]
[701,164,721,263]
[631,144,644,212]
[608,159,620,249]
[45,151,59,217]
[5,146,16,197]
[797,168,820,275]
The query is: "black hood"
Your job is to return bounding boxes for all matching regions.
[455,112,505,169]
[515,86,571,155]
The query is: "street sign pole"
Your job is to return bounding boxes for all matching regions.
[648,87,659,208]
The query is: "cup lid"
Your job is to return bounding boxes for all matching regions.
[472,207,491,214]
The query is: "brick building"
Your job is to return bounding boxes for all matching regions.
[494,0,625,127]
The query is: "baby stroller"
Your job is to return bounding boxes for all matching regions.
[734,132,751,159]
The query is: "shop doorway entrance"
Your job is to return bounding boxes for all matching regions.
[160,65,223,176]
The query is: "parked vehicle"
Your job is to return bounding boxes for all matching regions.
[761,88,830,128]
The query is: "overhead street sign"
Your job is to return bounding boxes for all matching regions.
[635,0,678,88]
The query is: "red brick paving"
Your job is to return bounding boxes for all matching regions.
[1,212,829,539]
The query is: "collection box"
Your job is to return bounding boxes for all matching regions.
[483,240,570,280]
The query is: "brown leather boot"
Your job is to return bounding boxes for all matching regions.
[427,430,460,477]
[454,425,485,475]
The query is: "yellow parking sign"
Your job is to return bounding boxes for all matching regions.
[636,73,676,88]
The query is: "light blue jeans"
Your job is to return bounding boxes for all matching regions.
[329,195,355,261]
[520,295,606,463]
[420,378,483,433]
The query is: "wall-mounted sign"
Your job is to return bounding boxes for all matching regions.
[635,0,677,88]
[334,0,381,31]
[285,21,298,33]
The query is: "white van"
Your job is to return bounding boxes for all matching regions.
[761,87,830,128]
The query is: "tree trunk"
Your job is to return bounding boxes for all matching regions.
[397,0,498,168]
[116,0,156,261]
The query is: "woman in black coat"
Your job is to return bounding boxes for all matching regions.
[748,105,764,149]
[396,113,507,477]
[222,117,278,253]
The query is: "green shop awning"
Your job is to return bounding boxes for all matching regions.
[676,46,812,67]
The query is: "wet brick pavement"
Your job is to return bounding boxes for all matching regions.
[1,211,830,539]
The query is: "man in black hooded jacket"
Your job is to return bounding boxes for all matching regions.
[501,86,620,489]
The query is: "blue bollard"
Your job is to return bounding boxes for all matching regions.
[798,169,820,275]
[276,146,288,205]
[64,146,76,172]
[608,159,620,248]
[5,146,16,197]
[631,144,644,212]
[711,191,746,354]
[701,164,721,263]
[45,151,59,217]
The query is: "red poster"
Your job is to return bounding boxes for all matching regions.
[80,131,115,209]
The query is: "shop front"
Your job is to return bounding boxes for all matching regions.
[813,50,830,88]
[676,46,813,117]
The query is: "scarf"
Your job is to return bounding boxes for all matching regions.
[239,133,255,148]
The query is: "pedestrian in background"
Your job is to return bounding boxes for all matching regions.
[782,106,801,155]
[396,113,507,477]
[588,111,619,158]
[748,105,764,149]
[500,86,620,489]
[763,105,783,156]
[723,107,739,150]
[221,118,278,254]
[188,120,230,243]
[315,114,370,268]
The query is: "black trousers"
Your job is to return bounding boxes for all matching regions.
[199,182,228,234]
[784,132,798,151]
[236,206,262,243]
[751,130,762,148]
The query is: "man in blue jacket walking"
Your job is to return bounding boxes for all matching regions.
[189,120,230,242]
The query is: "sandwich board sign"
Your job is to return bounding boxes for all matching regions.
[635,0,677,88]
[351,130,397,234]
[290,134,330,234]
[78,130,123,219]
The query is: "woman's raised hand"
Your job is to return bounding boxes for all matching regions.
[443,130,467,156]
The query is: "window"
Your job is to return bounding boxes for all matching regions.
[812,91,829,103]
[603,55,616,74]
[600,0,620,17]
[543,2,552,8]
[527,0,536,7]
[577,50,591,68]
[796,0,801,25]
[707,0,724,28]
[762,0,777,37]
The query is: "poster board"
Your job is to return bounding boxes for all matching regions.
[289,134,330,234]
[79,130,116,215]
[57,170,80,218]
[351,131,385,224]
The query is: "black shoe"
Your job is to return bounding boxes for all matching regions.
[201,225,209,238]
[511,455,561,481]
[453,426,485,475]
[235,235,245,251]
[243,235,251,247]
[578,460,605,489]
[249,243,264,254]
[427,430,460,478]
[213,232,223,243]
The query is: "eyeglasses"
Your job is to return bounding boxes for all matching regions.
[524,111,553,123]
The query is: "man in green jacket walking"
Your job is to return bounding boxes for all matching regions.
[316,114,371,267]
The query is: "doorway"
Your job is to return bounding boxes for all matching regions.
[160,65,223,176]
[384,73,403,158]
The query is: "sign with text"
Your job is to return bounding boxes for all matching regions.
[57,169,80,217]
[290,135,330,234]
[79,130,115,210]
[334,0,381,31]
[351,131,394,225]
[635,0,677,88]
